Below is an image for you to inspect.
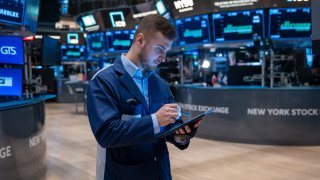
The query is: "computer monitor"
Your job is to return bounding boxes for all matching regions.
[0,0,25,25]
[175,15,211,46]
[269,8,311,40]
[81,14,97,27]
[61,45,86,61]
[105,29,135,52]
[41,36,61,65]
[213,10,265,42]
[0,68,23,97]
[86,32,107,54]
[0,36,24,65]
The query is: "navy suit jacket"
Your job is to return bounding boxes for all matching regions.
[87,57,189,180]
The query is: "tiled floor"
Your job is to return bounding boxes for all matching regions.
[45,103,320,180]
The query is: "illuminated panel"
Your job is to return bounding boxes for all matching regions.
[86,32,107,53]
[175,15,210,46]
[0,0,25,25]
[269,8,311,39]
[61,45,86,61]
[105,30,135,52]
[0,68,22,97]
[213,9,264,42]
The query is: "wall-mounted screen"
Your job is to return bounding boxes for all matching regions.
[0,68,23,97]
[269,8,311,39]
[61,45,86,61]
[213,9,264,42]
[86,32,107,53]
[105,30,135,52]
[0,36,24,65]
[42,36,61,65]
[175,15,211,46]
[82,14,96,27]
[0,0,25,25]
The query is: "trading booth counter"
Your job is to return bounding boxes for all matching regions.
[0,95,55,180]
[171,85,320,145]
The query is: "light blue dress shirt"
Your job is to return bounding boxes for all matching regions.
[121,54,161,134]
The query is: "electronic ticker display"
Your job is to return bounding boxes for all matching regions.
[175,15,211,46]
[269,8,311,39]
[86,32,107,53]
[213,10,264,42]
[61,45,86,61]
[105,30,135,52]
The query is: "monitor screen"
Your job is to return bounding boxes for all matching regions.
[81,14,97,27]
[269,8,311,39]
[0,0,25,25]
[155,0,167,16]
[61,45,86,61]
[105,30,135,52]
[213,10,265,42]
[0,68,23,97]
[87,32,107,53]
[41,36,61,65]
[175,15,211,46]
[0,36,24,65]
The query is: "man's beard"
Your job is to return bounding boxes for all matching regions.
[138,51,156,71]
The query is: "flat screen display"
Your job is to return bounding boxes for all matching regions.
[61,45,86,61]
[105,30,135,52]
[213,10,265,42]
[0,0,25,25]
[175,15,211,46]
[42,36,61,65]
[269,8,311,39]
[0,68,23,97]
[81,14,96,27]
[86,32,107,53]
[0,36,24,65]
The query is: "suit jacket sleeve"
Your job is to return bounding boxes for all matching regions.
[87,75,155,148]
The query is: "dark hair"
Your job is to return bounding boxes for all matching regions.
[134,14,177,41]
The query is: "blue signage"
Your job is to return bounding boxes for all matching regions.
[0,0,25,25]
[105,30,135,52]
[0,36,24,65]
[0,68,23,97]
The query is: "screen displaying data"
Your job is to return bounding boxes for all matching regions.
[269,8,311,39]
[86,32,107,53]
[61,45,86,61]
[105,30,135,52]
[0,68,23,97]
[175,15,211,45]
[213,10,264,42]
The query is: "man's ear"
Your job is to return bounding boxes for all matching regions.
[135,33,145,47]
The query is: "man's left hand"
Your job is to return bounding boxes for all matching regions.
[175,119,202,135]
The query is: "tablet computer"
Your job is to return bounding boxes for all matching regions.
[157,108,214,139]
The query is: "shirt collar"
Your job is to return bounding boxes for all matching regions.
[121,53,155,79]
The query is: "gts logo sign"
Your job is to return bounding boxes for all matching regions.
[0,46,16,55]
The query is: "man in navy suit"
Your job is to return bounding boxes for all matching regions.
[87,14,201,180]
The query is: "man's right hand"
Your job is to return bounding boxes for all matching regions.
[155,104,179,126]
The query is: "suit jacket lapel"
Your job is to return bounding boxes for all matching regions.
[113,57,149,112]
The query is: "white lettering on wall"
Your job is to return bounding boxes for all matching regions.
[29,132,46,148]
[247,108,319,116]
[0,146,12,159]
[174,0,194,13]
[178,103,229,115]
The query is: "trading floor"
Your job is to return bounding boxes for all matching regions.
[45,103,320,180]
